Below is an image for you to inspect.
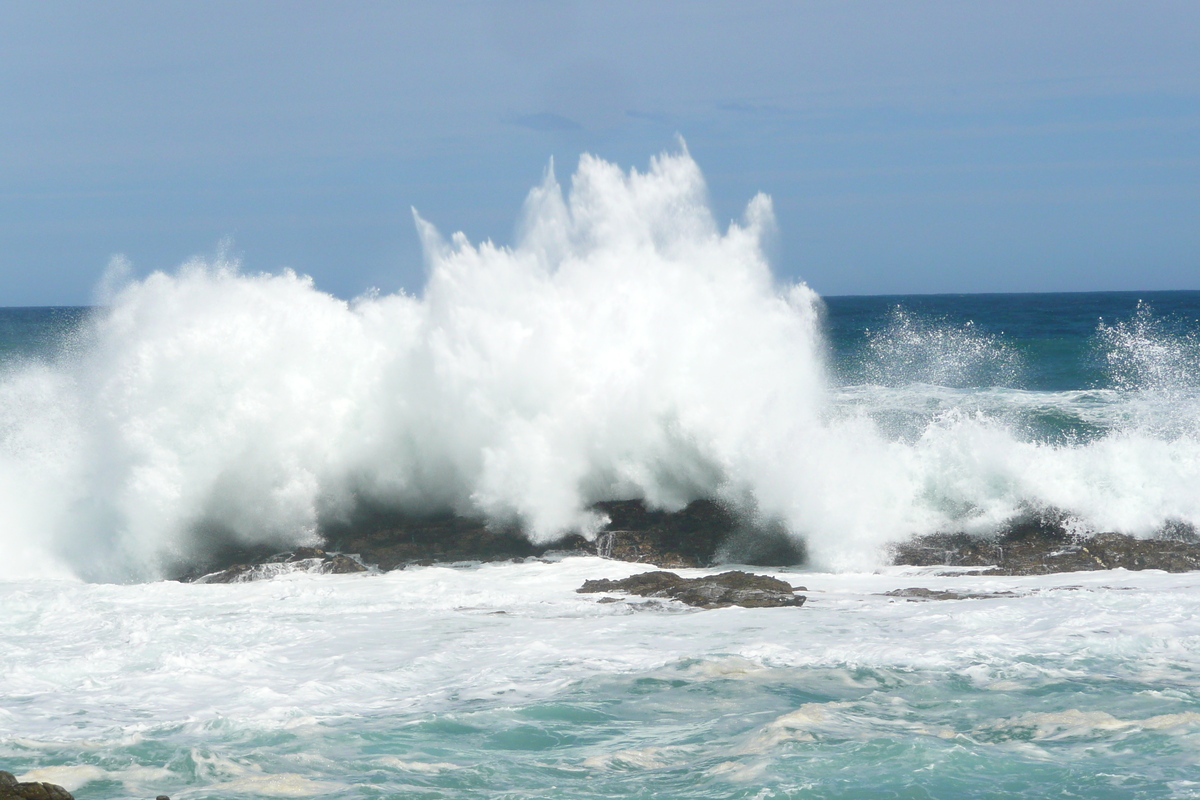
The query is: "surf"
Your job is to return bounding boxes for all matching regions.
[0,146,1197,581]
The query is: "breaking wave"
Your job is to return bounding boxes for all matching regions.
[0,147,1197,580]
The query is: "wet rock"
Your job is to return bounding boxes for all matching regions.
[322,510,559,571]
[176,499,808,579]
[0,772,74,800]
[590,500,735,568]
[882,587,1016,601]
[193,547,367,583]
[320,499,768,571]
[892,513,1200,575]
[578,570,807,608]
[591,500,807,568]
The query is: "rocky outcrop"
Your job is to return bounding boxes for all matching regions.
[194,547,366,583]
[0,771,73,800]
[177,499,809,581]
[577,570,807,608]
[892,514,1200,575]
[591,500,805,568]
[175,502,1200,582]
[321,512,564,571]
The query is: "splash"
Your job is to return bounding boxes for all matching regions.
[1099,300,1200,394]
[860,308,1022,389]
[0,148,1198,580]
[1094,300,1200,438]
[0,148,826,580]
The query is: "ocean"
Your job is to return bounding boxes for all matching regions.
[2,151,1200,798]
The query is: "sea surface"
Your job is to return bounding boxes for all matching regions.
[2,291,1200,799]
[2,151,1200,797]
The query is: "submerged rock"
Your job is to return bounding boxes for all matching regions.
[0,771,74,800]
[193,547,366,583]
[882,587,1016,601]
[892,514,1200,575]
[577,570,807,608]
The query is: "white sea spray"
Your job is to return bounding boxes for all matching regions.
[0,148,1197,579]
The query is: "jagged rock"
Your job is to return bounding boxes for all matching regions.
[577,570,807,608]
[892,514,1200,575]
[170,499,809,579]
[193,547,367,583]
[589,500,735,567]
[591,500,806,568]
[0,772,74,800]
[321,510,564,571]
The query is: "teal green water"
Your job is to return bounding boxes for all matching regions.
[4,567,1200,799]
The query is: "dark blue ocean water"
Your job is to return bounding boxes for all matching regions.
[6,292,1199,392]
[824,290,1200,392]
[0,306,89,365]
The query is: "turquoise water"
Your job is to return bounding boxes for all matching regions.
[4,564,1200,799]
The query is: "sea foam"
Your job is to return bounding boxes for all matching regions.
[0,147,1197,580]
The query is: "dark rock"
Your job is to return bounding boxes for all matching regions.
[321,499,783,571]
[157,795,170,800]
[324,554,367,574]
[175,498,808,579]
[0,776,74,800]
[578,570,807,608]
[882,587,1016,601]
[590,500,734,567]
[193,547,367,583]
[592,500,806,568]
[892,512,1200,575]
[322,509,555,571]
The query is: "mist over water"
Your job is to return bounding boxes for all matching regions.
[0,149,1198,580]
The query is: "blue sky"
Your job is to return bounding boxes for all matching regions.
[2,0,1198,305]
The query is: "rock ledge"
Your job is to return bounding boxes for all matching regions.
[0,771,73,800]
[577,570,807,608]
[194,547,366,583]
[892,525,1200,576]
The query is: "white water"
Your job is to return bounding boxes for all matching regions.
[5,562,1200,798]
[0,148,1198,580]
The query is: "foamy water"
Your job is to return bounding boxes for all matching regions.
[5,562,1200,798]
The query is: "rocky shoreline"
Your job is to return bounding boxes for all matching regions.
[1,771,74,800]
[890,513,1200,575]
[179,500,1200,584]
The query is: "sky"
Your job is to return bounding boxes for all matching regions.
[2,0,1198,305]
